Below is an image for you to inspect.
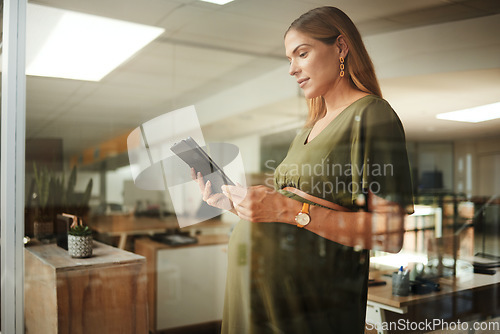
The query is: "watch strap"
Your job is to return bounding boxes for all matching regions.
[300,202,310,214]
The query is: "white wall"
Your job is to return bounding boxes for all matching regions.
[227,134,261,176]
[75,171,100,197]
[454,136,500,198]
[106,166,131,204]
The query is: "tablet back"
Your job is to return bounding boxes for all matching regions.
[170,137,234,193]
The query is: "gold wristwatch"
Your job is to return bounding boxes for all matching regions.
[295,202,311,228]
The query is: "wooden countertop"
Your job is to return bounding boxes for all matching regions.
[368,269,500,309]
[25,241,145,271]
[135,234,229,251]
[89,215,230,234]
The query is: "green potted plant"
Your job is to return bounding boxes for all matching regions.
[67,217,93,258]
[30,164,93,242]
[32,163,54,239]
[55,166,93,248]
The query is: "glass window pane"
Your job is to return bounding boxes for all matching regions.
[20,2,500,334]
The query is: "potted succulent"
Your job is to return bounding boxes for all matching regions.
[54,167,93,248]
[67,217,93,258]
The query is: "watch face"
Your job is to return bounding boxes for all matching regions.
[296,213,311,226]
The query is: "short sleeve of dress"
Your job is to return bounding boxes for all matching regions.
[351,98,414,214]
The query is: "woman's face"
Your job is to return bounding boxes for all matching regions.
[285,29,340,99]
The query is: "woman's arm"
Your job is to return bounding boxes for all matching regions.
[224,184,406,254]
[191,168,406,253]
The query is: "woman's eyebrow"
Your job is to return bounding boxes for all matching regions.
[293,43,311,53]
[286,43,311,58]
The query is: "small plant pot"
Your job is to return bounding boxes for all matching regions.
[68,235,93,258]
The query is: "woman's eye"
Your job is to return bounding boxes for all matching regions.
[299,52,308,58]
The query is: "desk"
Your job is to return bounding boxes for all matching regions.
[90,215,177,249]
[90,215,230,249]
[366,271,500,334]
[25,241,148,334]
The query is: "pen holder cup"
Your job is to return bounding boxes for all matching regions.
[392,272,410,296]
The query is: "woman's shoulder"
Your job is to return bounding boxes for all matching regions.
[355,94,393,111]
[354,95,402,124]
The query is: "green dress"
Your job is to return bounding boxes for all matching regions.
[221,95,414,334]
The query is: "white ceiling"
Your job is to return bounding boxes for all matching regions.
[12,0,500,160]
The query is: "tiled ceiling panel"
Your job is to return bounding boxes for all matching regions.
[19,0,500,158]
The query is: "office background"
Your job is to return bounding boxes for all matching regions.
[1,0,500,333]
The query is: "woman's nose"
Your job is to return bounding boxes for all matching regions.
[289,61,299,76]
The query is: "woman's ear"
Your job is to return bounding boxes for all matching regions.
[336,35,349,58]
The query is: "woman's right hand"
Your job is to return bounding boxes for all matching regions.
[190,168,234,211]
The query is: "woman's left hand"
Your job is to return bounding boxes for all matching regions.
[222,185,291,223]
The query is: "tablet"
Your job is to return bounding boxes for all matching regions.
[170,137,235,193]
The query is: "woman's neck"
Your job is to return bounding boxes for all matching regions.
[323,80,368,117]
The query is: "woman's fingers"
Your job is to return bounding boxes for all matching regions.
[225,185,286,223]
[189,169,235,211]
[222,185,247,203]
[203,180,213,202]
[222,186,256,219]
[232,201,249,217]
[194,170,207,192]
[191,168,213,202]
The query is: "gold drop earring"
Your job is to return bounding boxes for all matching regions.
[339,57,345,78]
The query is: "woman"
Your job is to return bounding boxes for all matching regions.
[193,6,414,334]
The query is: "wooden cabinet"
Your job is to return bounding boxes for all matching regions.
[25,242,148,334]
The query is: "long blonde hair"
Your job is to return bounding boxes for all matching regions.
[286,7,382,128]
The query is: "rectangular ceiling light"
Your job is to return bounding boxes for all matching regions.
[199,0,235,5]
[436,102,500,123]
[25,4,165,81]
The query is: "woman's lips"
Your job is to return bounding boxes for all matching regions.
[298,78,309,88]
